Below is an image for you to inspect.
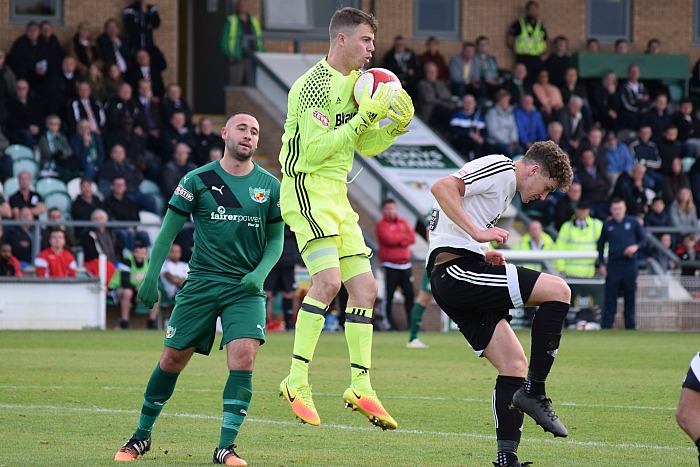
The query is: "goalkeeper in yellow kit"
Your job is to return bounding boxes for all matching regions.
[278,7,414,430]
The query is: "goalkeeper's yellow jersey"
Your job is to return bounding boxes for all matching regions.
[279,59,396,181]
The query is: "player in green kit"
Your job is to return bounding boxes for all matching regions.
[114,112,283,466]
[277,7,414,430]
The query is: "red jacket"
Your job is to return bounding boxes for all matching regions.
[34,248,77,278]
[376,214,416,264]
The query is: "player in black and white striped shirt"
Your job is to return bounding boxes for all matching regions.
[427,141,573,467]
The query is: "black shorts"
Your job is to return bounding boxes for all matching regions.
[430,252,540,355]
[682,353,700,391]
[264,266,297,294]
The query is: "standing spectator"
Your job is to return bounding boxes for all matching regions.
[614,39,630,53]
[556,95,587,154]
[544,35,570,88]
[264,224,300,332]
[193,116,224,167]
[532,69,563,123]
[586,37,601,52]
[376,198,416,332]
[416,61,455,132]
[670,187,699,233]
[9,171,45,219]
[507,0,547,84]
[127,48,166,100]
[383,35,421,100]
[121,242,161,329]
[604,130,634,188]
[658,124,683,176]
[448,41,477,98]
[514,219,554,271]
[70,118,106,181]
[220,0,264,86]
[674,233,700,277]
[159,242,188,301]
[619,63,651,130]
[672,98,700,158]
[597,198,646,330]
[554,200,602,278]
[662,157,690,206]
[449,93,486,161]
[675,351,700,467]
[629,125,663,191]
[471,36,503,102]
[641,93,671,143]
[553,181,582,230]
[612,163,649,217]
[46,56,81,122]
[417,36,448,82]
[514,94,546,151]
[34,228,77,278]
[6,79,43,146]
[68,80,106,135]
[160,143,196,197]
[576,148,611,220]
[38,114,80,181]
[96,18,130,75]
[0,48,18,106]
[486,89,522,158]
[502,62,531,106]
[39,21,64,79]
[122,1,161,52]
[65,22,99,77]
[6,21,49,98]
[160,83,192,128]
[590,70,620,131]
[0,242,23,277]
[4,207,34,266]
[103,175,151,250]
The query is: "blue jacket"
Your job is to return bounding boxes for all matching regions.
[514,107,547,145]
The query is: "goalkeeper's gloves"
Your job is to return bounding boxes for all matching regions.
[350,82,392,135]
[386,88,414,136]
[137,277,159,309]
[241,271,264,295]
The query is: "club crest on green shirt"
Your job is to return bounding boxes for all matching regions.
[249,187,270,203]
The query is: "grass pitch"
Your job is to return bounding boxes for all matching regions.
[0,328,697,466]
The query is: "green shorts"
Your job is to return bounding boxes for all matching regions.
[164,278,266,355]
[281,172,371,270]
[420,268,432,293]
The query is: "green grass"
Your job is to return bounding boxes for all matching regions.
[0,329,697,466]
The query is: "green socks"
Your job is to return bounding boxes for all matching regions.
[289,296,328,387]
[345,307,374,392]
[134,364,179,440]
[219,370,252,449]
[408,303,426,341]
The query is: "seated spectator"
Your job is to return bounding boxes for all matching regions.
[96,18,130,75]
[70,118,106,181]
[126,48,166,99]
[121,241,160,329]
[590,70,620,131]
[0,242,23,277]
[161,143,196,197]
[9,171,45,219]
[544,35,570,88]
[34,228,77,277]
[675,233,700,276]
[160,242,189,301]
[448,41,478,98]
[85,62,107,104]
[604,130,634,188]
[532,68,564,122]
[546,120,570,154]
[65,22,99,77]
[133,78,163,154]
[71,176,106,236]
[576,148,611,219]
[619,63,651,130]
[661,156,690,206]
[485,89,523,158]
[645,196,675,246]
[103,175,151,250]
[160,110,196,157]
[160,83,192,128]
[46,56,80,123]
[502,62,531,107]
[629,125,663,191]
[104,115,150,178]
[193,116,224,167]
[38,114,80,181]
[553,181,582,230]
[99,144,156,213]
[417,36,448,82]
[68,80,106,135]
[658,124,682,175]
[449,93,486,161]
[553,200,602,278]
[382,35,420,99]
[514,94,546,151]
[513,219,554,271]
[555,95,587,153]
[104,62,124,102]
[6,79,43,147]
[560,66,592,126]
[471,36,503,102]
[672,98,700,158]
[105,82,140,133]
[40,207,78,251]
[416,61,456,132]
[670,187,699,233]
[612,163,649,217]
[208,147,223,163]
[641,93,671,143]
[5,206,34,267]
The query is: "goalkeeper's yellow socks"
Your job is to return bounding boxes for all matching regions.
[134,364,179,441]
[218,370,252,449]
[344,307,374,392]
[288,296,328,387]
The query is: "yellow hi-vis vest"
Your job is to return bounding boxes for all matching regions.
[222,14,264,62]
[514,18,546,56]
[554,216,603,278]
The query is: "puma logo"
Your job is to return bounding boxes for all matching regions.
[257,324,264,332]
[212,185,224,195]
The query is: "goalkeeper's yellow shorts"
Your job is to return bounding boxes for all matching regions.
[281,172,372,279]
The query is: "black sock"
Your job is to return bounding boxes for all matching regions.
[282,297,294,329]
[494,375,524,447]
[527,301,568,394]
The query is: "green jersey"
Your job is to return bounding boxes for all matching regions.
[168,160,282,282]
[279,59,398,181]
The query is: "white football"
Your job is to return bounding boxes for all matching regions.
[353,67,402,107]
